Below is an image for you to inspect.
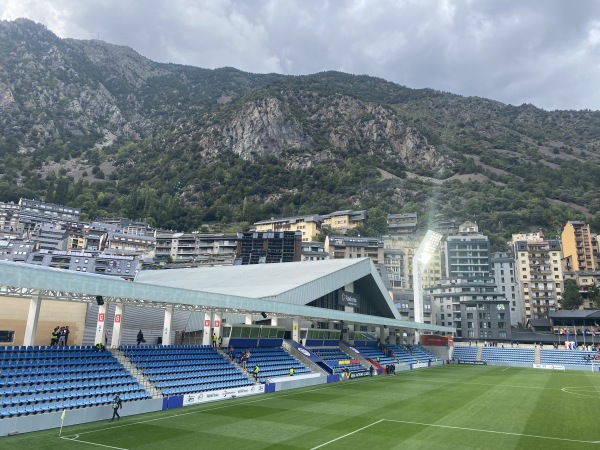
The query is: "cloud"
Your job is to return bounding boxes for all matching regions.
[1,0,599,110]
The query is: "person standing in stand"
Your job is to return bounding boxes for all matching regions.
[50,327,59,346]
[63,326,70,346]
[137,330,144,346]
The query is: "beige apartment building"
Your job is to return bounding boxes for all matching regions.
[561,221,596,272]
[321,210,367,233]
[254,214,321,242]
[512,232,563,320]
[325,235,384,264]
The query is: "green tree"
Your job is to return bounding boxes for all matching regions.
[587,284,600,310]
[560,279,583,310]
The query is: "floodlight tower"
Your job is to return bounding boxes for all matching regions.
[412,230,443,341]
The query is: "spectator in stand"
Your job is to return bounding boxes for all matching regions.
[50,326,59,346]
[240,352,248,369]
[57,327,66,346]
[63,326,70,346]
[229,344,235,360]
[181,330,186,345]
[137,330,145,346]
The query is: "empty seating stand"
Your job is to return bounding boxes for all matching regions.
[311,347,365,374]
[384,345,438,365]
[452,346,477,362]
[540,349,598,367]
[0,345,151,419]
[121,345,253,395]
[236,347,311,383]
[481,347,534,364]
[356,347,396,366]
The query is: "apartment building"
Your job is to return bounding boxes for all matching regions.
[25,250,140,280]
[236,231,301,264]
[18,198,81,229]
[444,222,491,278]
[321,210,367,233]
[0,201,20,230]
[155,232,238,263]
[301,241,329,261]
[386,213,418,235]
[428,277,511,341]
[491,252,523,326]
[512,232,563,320]
[561,221,596,272]
[254,214,321,242]
[325,235,384,264]
[0,238,35,262]
[383,235,444,290]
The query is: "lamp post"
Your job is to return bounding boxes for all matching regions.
[412,230,443,343]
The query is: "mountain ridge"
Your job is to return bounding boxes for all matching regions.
[1,18,600,246]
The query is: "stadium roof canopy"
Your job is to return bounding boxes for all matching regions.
[0,259,454,333]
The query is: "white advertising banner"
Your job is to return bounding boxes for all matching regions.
[182,384,265,406]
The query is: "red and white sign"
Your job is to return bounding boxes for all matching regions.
[204,319,211,328]
[114,314,121,323]
[98,313,105,322]
[214,320,220,328]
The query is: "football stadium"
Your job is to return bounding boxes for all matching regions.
[1,258,600,449]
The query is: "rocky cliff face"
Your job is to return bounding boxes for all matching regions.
[196,92,442,171]
[198,97,315,162]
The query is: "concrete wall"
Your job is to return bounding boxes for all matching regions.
[0,398,163,437]
[0,296,87,346]
[271,375,327,392]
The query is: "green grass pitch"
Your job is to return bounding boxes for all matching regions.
[3,365,600,449]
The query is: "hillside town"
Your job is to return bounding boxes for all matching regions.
[2,198,598,344]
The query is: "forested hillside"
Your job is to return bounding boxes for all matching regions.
[1,18,599,249]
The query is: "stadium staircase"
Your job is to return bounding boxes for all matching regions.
[231,347,312,383]
[282,341,328,375]
[476,345,483,361]
[339,342,374,367]
[110,348,160,398]
[534,346,541,365]
[215,348,260,385]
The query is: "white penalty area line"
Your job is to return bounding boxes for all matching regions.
[60,434,129,449]
[310,418,600,448]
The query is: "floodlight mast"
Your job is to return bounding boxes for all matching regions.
[412,230,443,342]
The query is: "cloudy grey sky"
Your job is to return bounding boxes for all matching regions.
[2,0,599,111]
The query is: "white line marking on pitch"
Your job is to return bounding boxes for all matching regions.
[62,376,378,438]
[384,419,600,445]
[310,419,385,449]
[310,418,600,448]
[501,367,510,372]
[561,387,600,399]
[60,434,129,449]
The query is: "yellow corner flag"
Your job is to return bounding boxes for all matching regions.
[59,409,66,436]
